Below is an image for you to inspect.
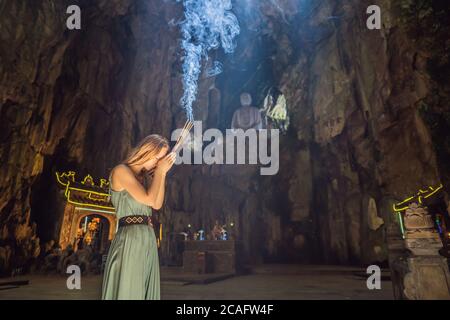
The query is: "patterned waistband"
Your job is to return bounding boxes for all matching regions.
[118,215,152,228]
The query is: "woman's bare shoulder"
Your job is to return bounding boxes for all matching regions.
[112,163,128,172]
[112,164,135,177]
[110,164,132,190]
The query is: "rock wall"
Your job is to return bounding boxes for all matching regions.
[256,0,448,264]
[0,0,184,273]
[215,0,448,264]
[0,0,448,274]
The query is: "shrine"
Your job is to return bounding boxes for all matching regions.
[55,171,117,254]
[390,184,450,299]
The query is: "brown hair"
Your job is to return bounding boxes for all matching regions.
[123,134,169,167]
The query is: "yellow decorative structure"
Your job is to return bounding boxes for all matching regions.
[392,184,444,239]
[393,184,444,212]
[55,171,163,250]
[56,171,114,211]
[56,171,117,250]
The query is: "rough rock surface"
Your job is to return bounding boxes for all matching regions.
[0,0,448,274]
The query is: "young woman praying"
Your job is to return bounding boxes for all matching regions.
[102,134,176,300]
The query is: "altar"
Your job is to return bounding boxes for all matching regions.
[182,240,240,274]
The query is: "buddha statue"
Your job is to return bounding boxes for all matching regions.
[231,93,262,130]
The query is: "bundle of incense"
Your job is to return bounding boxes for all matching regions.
[172,120,193,153]
[145,120,193,178]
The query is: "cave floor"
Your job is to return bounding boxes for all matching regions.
[0,265,394,300]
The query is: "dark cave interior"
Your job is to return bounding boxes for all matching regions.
[0,0,449,280]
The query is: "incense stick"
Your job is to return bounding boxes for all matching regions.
[172,120,193,153]
[145,120,193,178]
[174,120,191,147]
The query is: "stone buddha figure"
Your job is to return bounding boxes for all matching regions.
[231,93,262,130]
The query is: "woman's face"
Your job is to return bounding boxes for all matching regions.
[143,146,168,171]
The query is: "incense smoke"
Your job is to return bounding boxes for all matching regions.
[176,0,240,120]
[240,0,290,27]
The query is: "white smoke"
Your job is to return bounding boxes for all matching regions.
[176,0,240,120]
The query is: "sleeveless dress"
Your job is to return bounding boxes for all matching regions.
[101,173,160,300]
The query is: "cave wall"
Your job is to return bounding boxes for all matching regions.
[0,0,184,273]
[252,0,448,264]
[0,0,448,273]
[235,0,447,265]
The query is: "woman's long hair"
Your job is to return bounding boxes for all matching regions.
[123,134,169,169]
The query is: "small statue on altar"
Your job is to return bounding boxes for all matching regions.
[179,232,189,241]
[221,227,228,241]
[198,229,205,241]
[212,221,223,240]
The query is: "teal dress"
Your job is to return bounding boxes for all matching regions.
[101,174,160,300]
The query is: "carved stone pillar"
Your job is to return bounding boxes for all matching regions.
[59,203,76,250]
[387,221,408,299]
[401,203,450,299]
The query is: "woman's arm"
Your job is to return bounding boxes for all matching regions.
[113,152,176,209]
[151,152,176,209]
[152,171,167,210]
[112,165,161,208]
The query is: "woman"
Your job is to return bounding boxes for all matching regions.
[102,134,176,300]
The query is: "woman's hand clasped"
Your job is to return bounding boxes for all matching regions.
[155,152,176,174]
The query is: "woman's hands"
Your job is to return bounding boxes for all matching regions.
[112,151,176,209]
[155,152,177,175]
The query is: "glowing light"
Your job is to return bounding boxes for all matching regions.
[55,171,76,185]
[81,174,95,186]
[75,207,116,215]
[393,184,444,212]
[56,171,115,211]
[397,212,405,239]
[392,184,444,238]
[392,196,415,212]
[436,218,443,235]
[159,224,163,248]
[65,189,115,211]
[176,0,240,120]
[100,179,109,188]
